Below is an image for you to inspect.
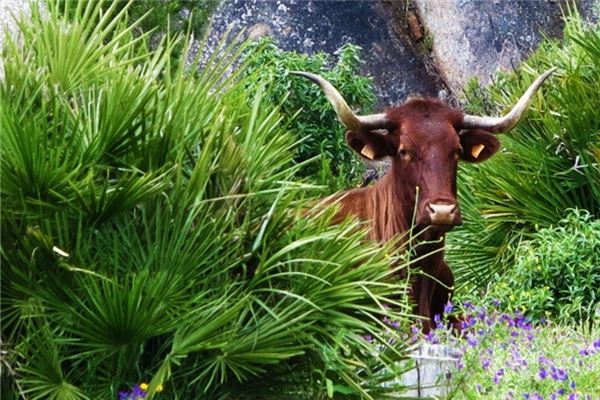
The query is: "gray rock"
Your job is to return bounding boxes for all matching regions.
[413,0,597,94]
[205,0,442,107]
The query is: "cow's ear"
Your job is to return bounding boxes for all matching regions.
[346,130,396,161]
[459,129,501,163]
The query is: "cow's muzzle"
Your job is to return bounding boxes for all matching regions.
[426,202,461,226]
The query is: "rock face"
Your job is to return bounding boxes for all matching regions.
[206,0,598,101]
[412,0,597,94]
[205,0,443,106]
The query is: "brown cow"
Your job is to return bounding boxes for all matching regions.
[293,68,555,332]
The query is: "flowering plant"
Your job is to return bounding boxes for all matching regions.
[118,383,163,400]
[413,302,600,399]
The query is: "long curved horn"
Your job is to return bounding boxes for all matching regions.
[291,71,390,131]
[461,67,557,133]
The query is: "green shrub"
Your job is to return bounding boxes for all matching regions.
[125,0,219,37]
[448,10,600,288]
[241,39,377,189]
[464,209,600,328]
[57,0,219,38]
[0,1,412,399]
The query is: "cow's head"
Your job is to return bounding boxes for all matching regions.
[292,69,555,232]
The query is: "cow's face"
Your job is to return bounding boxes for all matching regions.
[346,99,500,230]
[291,68,554,230]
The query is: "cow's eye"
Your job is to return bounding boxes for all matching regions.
[399,145,411,160]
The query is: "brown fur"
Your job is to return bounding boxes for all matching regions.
[326,98,500,332]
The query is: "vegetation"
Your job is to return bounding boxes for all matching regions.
[2,0,599,398]
[123,0,219,38]
[57,0,219,38]
[436,9,600,397]
[448,11,600,289]
[413,303,600,399]
[0,1,413,399]
[464,209,600,329]
[241,39,377,188]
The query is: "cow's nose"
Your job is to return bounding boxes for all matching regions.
[427,203,457,225]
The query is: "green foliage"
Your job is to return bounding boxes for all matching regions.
[448,11,600,288]
[0,1,413,399]
[57,0,219,38]
[241,39,377,189]
[124,0,219,37]
[463,209,600,328]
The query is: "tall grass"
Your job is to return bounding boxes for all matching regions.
[0,1,413,398]
[448,10,600,289]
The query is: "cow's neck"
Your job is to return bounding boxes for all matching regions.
[368,165,447,255]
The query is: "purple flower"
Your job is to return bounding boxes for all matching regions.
[460,317,475,330]
[131,386,146,399]
[510,330,519,337]
[556,388,565,395]
[550,367,568,381]
[425,331,439,344]
[434,314,442,325]
[477,307,487,322]
[538,367,548,379]
[538,355,549,364]
[463,301,474,310]
[118,385,147,400]
[363,334,373,342]
[523,394,530,400]
[569,381,576,389]
[491,299,501,307]
[467,334,478,347]
[568,394,578,400]
[482,358,491,370]
[530,394,543,400]
[593,338,600,349]
[444,301,454,314]
[579,348,590,356]
[493,368,504,384]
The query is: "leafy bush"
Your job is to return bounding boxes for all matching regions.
[57,0,219,38]
[414,304,600,399]
[447,11,600,287]
[0,1,413,399]
[463,209,600,328]
[124,0,219,37]
[241,39,377,188]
